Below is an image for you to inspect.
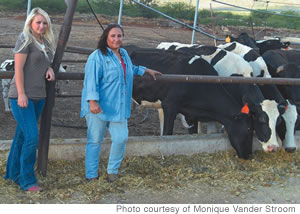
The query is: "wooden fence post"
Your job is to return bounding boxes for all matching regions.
[37,0,78,176]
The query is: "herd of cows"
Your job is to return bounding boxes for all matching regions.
[129,32,300,159]
[1,32,300,160]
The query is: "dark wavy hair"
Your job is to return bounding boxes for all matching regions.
[97,24,124,55]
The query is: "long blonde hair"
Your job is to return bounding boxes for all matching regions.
[14,7,55,55]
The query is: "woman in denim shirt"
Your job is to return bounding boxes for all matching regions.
[81,24,161,182]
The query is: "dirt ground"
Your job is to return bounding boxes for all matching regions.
[1,11,300,205]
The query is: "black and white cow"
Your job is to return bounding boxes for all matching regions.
[0,59,14,112]
[225,32,291,55]
[217,42,270,78]
[217,42,298,152]
[157,42,284,152]
[131,48,255,159]
[157,42,253,77]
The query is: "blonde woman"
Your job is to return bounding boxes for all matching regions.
[4,8,55,192]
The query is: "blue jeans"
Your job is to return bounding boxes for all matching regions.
[5,98,45,190]
[85,113,128,179]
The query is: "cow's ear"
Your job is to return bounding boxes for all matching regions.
[242,96,256,113]
[277,102,287,115]
[241,103,249,114]
[225,35,231,43]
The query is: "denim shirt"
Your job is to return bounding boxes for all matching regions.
[80,48,146,121]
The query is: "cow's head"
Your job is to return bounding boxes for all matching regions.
[272,37,291,50]
[276,63,300,105]
[257,38,282,48]
[243,96,281,152]
[281,41,291,50]
[279,100,298,153]
[226,112,253,159]
[256,38,290,55]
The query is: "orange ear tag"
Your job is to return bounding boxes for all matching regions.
[225,36,231,43]
[285,104,289,111]
[241,103,249,114]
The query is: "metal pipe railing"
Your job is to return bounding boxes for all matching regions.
[191,0,200,44]
[27,0,31,17]
[2,71,300,86]
[118,0,125,25]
